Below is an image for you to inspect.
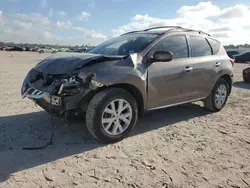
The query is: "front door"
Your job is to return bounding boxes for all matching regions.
[146,34,197,110]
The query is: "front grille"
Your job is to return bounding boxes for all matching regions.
[23,84,47,99]
[25,87,44,96]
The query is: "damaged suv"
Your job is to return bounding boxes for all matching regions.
[21,26,234,143]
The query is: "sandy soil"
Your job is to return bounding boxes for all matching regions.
[0,51,250,188]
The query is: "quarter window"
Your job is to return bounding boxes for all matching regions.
[207,38,221,54]
[155,35,188,59]
[190,36,212,57]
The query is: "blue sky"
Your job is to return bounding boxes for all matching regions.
[1,0,250,45]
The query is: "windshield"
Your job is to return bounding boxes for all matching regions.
[88,33,158,56]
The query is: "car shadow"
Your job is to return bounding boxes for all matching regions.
[233,81,250,90]
[0,103,211,182]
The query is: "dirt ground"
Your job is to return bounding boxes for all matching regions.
[0,51,249,188]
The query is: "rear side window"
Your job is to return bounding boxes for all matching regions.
[207,38,221,54]
[190,36,212,57]
[155,35,188,59]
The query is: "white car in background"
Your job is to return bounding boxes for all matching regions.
[58,48,71,52]
[38,46,58,54]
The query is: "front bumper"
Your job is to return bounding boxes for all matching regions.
[21,76,65,115]
[21,71,98,116]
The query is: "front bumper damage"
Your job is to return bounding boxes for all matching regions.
[21,52,146,119]
[21,69,103,117]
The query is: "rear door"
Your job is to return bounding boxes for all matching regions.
[147,34,197,110]
[188,35,220,98]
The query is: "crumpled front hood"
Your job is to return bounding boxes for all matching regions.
[34,52,125,74]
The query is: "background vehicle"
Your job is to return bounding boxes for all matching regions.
[31,48,38,52]
[243,64,250,82]
[73,47,89,53]
[234,51,250,63]
[227,50,239,59]
[8,46,24,51]
[21,26,234,143]
[24,47,31,51]
[58,48,70,52]
[38,46,58,53]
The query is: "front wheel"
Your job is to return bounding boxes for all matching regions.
[86,88,138,143]
[203,78,229,112]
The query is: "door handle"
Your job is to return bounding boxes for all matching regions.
[184,67,193,72]
[215,62,221,67]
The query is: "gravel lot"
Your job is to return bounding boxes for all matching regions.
[0,51,250,188]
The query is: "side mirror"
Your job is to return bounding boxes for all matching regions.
[152,51,173,62]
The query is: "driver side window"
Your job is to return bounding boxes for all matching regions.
[154,35,188,59]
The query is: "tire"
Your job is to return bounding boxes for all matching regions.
[243,70,250,83]
[203,78,229,112]
[86,88,138,143]
[243,76,250,83]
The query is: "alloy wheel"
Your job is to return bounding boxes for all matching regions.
[214,84,227,109]
[101,99,132,136]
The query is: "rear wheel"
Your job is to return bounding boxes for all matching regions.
[86,88,138,143]
[203,78,229,112]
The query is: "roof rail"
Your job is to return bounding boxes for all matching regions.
[165,26,210,36]
[121,26,211,36]
[181,28,211,36]
[142,26,183,31]
[121,26,183,36]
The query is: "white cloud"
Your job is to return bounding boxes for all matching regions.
[56,21,72,29]
[39,0,47,8]
[219,4,250,27]
[112,1,250,45]
[177,1,220,18]
[219,4,250,20]
[57,11,67,18]
[0,12,106,45]
[78,11,91,21]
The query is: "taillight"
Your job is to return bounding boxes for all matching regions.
[230,58,234,66]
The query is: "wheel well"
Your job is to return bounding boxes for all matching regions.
[79,84,145,117]
[220,74,232,94]
[109,83,144,117]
